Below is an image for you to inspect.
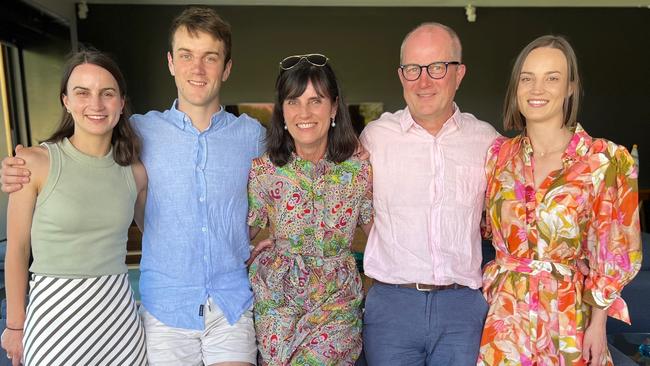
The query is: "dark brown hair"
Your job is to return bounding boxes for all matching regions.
[503,35,581,131]
[43,50,140,166]
[169,7,232,64]
[267,60,357,167]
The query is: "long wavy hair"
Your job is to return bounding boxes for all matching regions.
[43,50,140,166]
[266,61,357,166]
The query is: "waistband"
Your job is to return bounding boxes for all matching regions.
[273,240,353,264]
[495,252,578,282]
[374,280,467,292]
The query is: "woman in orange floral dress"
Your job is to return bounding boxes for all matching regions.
[478,35,642,366]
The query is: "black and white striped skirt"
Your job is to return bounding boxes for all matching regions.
[22,273,147,365]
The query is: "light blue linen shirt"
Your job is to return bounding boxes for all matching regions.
[132,101,265,330]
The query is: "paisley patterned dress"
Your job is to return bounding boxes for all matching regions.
[478,124,642,366]
[248,153,373,366]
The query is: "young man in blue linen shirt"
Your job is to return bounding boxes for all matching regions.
[132,8,264,366]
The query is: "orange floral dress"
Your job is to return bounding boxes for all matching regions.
[478,124,642,366]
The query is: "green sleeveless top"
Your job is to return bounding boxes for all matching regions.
[30,138,137,278]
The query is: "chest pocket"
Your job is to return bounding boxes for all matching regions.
[455,165,486,207]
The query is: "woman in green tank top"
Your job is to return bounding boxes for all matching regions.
[2,50,148,365]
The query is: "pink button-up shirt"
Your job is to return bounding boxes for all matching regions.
[360,105,498,289]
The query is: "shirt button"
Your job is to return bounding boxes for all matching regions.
[199,197,205,202]
[202,227,207,232]
[203,255,208,261]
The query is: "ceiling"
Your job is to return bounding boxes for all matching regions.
[79,0,650,7]
[79,0,650,5]
[22,0,650,28]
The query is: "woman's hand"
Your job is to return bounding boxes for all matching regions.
[1,328,24,366]
[582,307,608,365]
[246,238,274,266]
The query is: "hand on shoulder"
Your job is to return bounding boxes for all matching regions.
[15,146,49,188]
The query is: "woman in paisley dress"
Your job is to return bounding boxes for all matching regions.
[247,54,373,365]
[477,35,642,366]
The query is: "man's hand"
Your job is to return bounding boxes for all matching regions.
[246,238,274,266]
[577,259,590,276]
[353,142,369,161]
[1,145,30,193]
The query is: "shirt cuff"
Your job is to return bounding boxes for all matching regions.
[582,289,631,324]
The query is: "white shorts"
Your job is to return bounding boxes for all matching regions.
[140,299,257,365]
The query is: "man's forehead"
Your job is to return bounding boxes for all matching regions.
[402,42,452,63]
[402,29,454,61]
[172,27,223,51]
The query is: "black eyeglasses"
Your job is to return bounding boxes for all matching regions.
[279,54,329,70]
[399,61,461,81]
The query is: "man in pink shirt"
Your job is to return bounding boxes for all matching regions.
[359,23,498,365]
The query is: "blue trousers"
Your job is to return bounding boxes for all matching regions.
[363,283,488,366]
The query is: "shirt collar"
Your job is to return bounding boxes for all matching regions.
[168,99,226,131]
[568,123,592,159]
[400,103,462,134]
[520,122,591,165]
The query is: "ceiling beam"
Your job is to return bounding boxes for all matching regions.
[82,0,650,7]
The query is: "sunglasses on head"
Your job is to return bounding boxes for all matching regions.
[279,54,329,70]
